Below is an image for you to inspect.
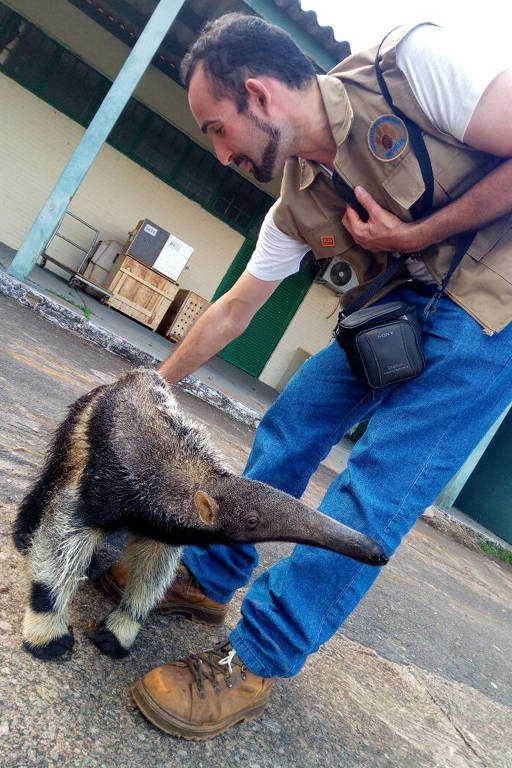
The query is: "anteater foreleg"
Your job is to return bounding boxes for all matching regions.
[89,534,182,658]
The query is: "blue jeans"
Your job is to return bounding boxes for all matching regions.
[184,287,512,678]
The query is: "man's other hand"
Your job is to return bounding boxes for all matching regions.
[342,186,422,253]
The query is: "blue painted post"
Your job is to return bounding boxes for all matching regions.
[9,0,184,281]
[436,403,512,510]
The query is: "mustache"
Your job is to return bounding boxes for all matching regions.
[234,155,252,168]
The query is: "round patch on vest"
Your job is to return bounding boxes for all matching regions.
[368,115,408,161]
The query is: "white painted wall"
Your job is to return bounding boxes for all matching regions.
[260,281,340,387]
[0,73,244,301]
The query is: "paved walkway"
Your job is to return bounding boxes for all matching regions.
[0,296,511,767]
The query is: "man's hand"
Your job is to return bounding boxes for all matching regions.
[342,186,421,253]
[158,270,281,386]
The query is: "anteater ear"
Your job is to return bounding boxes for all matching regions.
[194,491,219,527]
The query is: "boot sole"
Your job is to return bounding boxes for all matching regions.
[131,679,267,740]
[96,570,226,626]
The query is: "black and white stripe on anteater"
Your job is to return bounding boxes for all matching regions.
[13,368,388,661]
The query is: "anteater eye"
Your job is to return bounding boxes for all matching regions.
[247,516,260,529]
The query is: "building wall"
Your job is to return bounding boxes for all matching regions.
[5,0,281,200]
[1,0,339,389]
[260,282,340,386]
[0,72,244,301]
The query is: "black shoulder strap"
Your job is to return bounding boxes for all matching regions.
[333,29,434,223]
[338,29,474,319]
[338,253,409,317]
[374,31,434,219]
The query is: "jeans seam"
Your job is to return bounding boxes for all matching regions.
[266,391,377,676]
[309,409,458,657]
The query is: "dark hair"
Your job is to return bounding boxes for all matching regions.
[180,13,316,111]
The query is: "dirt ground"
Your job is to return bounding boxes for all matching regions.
[1,296,511,768]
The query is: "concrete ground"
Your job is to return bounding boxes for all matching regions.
[1,296,511,768]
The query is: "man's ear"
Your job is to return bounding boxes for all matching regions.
[245,78,271,113]
[194,491,219,527]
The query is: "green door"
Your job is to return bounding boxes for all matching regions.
[212,239,313,377]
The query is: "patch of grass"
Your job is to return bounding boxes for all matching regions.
[47,289,91,320]
[478,541,512,566]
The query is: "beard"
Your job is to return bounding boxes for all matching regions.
[234,110,281,183]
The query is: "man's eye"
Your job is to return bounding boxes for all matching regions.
[214,127,224,136]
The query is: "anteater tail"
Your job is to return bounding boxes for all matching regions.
[12,388,102,553]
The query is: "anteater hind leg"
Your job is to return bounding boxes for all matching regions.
[23,492,103,660]
[89,535,182,659]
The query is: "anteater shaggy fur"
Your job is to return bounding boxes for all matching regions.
[13,368,387,661]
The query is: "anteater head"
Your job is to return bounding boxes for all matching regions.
[193,476,388,567]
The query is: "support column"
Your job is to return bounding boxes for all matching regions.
[8,0,185,281]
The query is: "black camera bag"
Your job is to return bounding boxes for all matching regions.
[335,300,425,389]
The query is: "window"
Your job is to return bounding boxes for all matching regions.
[173,144,224,205]
[44,53,109,124]
[108,99,150,155]
[133,114,188,180]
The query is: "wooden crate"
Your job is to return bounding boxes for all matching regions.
[105,253,179,330]
[159,289,210,342]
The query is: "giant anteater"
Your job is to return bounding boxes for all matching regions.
[13,368,387,660]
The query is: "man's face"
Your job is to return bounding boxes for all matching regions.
[188,64,283,183]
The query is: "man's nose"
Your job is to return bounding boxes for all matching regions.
[212,137,233,166]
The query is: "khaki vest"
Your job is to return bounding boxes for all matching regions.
[274,24,512,333]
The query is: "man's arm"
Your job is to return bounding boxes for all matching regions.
[158,270,281,385]
[342,70,512,253]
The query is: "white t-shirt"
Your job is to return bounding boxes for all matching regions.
[247,24,508,283]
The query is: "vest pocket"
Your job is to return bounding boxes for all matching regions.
[304,219,387,285]
[380,150,426,216]
[436,150,500,201]
[467,217,512,283]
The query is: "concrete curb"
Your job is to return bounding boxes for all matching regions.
[424,505,512,555]
[0,267,261,429]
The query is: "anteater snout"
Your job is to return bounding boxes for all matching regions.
[359,537,389,566]
[372,548,389,566]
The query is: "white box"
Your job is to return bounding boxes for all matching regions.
[153,234,194,281]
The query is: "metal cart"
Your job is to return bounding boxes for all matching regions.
[40,211,112,300]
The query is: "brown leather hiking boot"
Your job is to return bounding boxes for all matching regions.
[131,640,275,740]
[96,561,228,626]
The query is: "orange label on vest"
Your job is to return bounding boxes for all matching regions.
[321,236,335,247]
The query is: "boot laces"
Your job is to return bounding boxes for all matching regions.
[185,640,247,698]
